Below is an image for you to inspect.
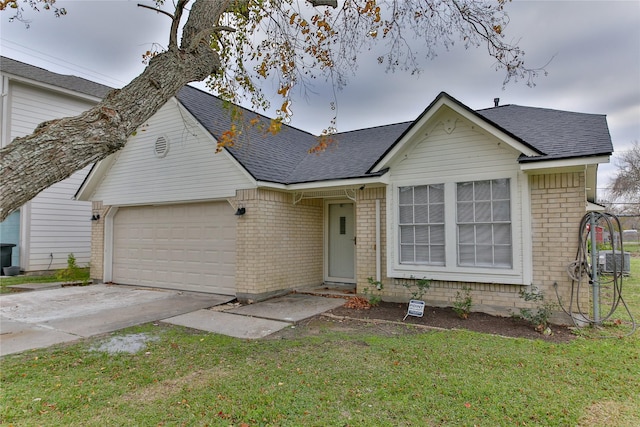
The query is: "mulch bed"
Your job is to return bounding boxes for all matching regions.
[322,299,576,343]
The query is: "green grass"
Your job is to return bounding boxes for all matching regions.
[0,273,60,293]
[0,269,89,294]
[1,261,639,426]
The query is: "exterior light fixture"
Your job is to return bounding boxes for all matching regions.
[235,207,246,216]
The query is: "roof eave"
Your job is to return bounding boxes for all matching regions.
[256,171,390,191]
[519,154,611,171]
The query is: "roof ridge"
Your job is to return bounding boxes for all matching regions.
[179,84,317,138]
[477,103,606,117]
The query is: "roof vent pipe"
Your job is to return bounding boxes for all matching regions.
[494,98,500,107]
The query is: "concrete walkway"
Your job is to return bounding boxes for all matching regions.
[0,284,346,356]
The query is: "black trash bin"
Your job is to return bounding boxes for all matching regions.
[1,243,17,270]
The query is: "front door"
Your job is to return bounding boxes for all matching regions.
[327,202,355,283]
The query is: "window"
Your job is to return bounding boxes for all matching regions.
[456,178,512,268]
[398,184,445,265]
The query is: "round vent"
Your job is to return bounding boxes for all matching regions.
[154,135,169,158]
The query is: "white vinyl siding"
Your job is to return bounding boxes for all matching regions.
[6,82,95,270]
[91,101,254,206]
[112,202,236,295]
[387,113,528,284]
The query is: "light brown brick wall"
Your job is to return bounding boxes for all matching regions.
[234,189,324,302]
[530,171,588,320]
[89,201,108,282]
[355,187,388,291]
[355,172,588,323]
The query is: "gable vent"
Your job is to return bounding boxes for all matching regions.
[154,135,170,158]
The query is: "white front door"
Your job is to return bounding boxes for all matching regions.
[327,202,356,283]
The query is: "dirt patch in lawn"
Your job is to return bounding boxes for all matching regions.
[272,299,576,343]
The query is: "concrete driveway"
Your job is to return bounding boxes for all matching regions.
[0,284,346,356]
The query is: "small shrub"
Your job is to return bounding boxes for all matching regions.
[400,276,431,301]
[364,277,384,306]
[56,253,89,286]
[514,285,556,332]
[453,286,472,319]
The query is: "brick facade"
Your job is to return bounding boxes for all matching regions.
[90,172,588,321]
[89,201,107,283]
[355,187,387,290]
[234,189,324,302]
[529,171,589,321]
[354,172,588,323]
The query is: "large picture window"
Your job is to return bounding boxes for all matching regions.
[456,178,512,268]
[398,184,445,265]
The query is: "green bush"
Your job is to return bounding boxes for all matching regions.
[56,253,89,285]
[453,286,473,319]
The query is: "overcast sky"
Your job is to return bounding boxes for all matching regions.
[1,0,639,191]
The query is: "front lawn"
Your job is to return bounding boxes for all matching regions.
[1,261,639,426]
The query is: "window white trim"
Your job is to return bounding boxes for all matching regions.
[387,171,527,285]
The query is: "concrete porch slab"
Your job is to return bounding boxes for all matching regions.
[163,310,292,339]
[227,293,347,322]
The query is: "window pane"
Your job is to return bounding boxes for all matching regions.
[475,224,493,243]
[400,226,414,244]
[458,245,475,265]
[400,245,414,263]
[457,182,474,201]
[458,224,475,244]
[416,245,430,263]
[493,200,510,221]
[475,201,492,222]
[457,201,474,222]
[414,186,429,204]
[430,184,444,203]
[430,203,445,223]
[494,246,512,267]
[431,225,445,244]
[399,186,413,204]
[431,245,445,265]
[399,205,413,224]
[415,225,429,243]
[492,178,510,199]
[494,224,511,245]
[414,205,429,223]
[475,181,491,200]
[476,245,494,265]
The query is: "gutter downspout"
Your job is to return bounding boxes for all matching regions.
[375,199,381,282]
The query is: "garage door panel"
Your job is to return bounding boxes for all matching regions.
[113,202,236,295]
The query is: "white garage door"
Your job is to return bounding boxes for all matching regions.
[112,202,236,295]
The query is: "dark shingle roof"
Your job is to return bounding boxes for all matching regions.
[286,123,410,183]
[177,85,409,184]
[0,56,112,99]
[178,87,613,184]
[477,104,613,161]
[177,85,317,182]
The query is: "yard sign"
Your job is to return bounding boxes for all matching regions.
[404,299,425,321]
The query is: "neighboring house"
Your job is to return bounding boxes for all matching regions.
[0,57,111,273]
[77,85,613,320]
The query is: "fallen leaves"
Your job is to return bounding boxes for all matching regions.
[344,296,371,310]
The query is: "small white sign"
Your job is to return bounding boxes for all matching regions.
[404,299,425,320]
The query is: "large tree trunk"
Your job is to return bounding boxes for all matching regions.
[0,0,228,222]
